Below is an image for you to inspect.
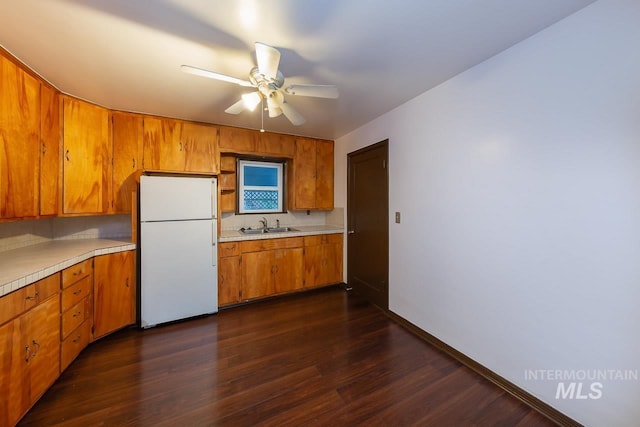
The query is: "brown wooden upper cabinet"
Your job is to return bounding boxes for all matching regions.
[289,137,334,210]
[39,84,60,217]
[143,117,219,174]
[62,97,111,215]
[0,55,41,220]
[219,126,295,158]
[111,112,143,213]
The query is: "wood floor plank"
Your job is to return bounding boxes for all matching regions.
[19,287,557,426]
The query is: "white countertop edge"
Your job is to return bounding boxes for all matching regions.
[0,239,136,298]
[218,225,344,243]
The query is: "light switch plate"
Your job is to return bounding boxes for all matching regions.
[395,212,401,223]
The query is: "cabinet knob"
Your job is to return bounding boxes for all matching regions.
[347,230,355,234]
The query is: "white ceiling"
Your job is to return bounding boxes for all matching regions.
[0,0,596,140]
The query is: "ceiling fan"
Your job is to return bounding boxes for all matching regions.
[181,42,338,126]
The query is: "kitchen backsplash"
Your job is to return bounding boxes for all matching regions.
[0,215,132,253]
[221,207,344,231]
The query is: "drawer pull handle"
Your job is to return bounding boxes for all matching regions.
[73,289,83,295]
[25,291,39,301]
[72,335,81,343]
[73,311,81,318]
[24,344,30,363]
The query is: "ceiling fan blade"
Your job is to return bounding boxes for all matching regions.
[224,99,246,114]
[284,84,339,99]
[280,101,305,126]
[255,42,280,81]
[181,65,253,87]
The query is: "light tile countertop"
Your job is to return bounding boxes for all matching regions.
[0,239,136,298]
[219,225,344,243]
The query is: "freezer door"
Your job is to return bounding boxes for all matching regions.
[140,219,217,328]
[140,175,215,222]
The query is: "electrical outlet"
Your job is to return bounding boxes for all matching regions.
[395,212,401,223]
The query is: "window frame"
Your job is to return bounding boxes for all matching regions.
[237,158,286,214]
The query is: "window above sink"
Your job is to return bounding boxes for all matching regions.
[238,159,285,214]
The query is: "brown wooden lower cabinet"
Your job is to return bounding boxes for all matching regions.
[0,275,60,427]
[303,234,343,288]
[218,233,342,307]
[0,250,137,425]
[93,251,135,339]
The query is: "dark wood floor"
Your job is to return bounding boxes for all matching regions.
[20,287,555,426]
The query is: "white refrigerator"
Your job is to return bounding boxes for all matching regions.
[139,175,218,328]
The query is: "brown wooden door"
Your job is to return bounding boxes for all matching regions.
[25,296,60,406]
[219,126,259,153]
[347,140,389,310]
[274,248,303,293]
[315,139,334,209]
[62,97,110,214]
[143,117,183,171]
[181,122,219,174]
[112,112,142,213]
[40,84,60,216]
[0,314,26,427]
[0,55,40,219]
[291,137,317,209]
[242,250,275,299]
[219,256,242,306]
[93,251,135,339]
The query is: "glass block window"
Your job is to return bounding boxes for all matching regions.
[238,160,284,213]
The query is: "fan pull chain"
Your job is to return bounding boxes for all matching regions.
[260,97,265,132]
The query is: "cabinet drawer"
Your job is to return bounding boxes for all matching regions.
[219,242,240,257]
[61,298,89,339]
[0,273,60,326]
[35,273,61,302]
[61,275,92,312]
[241,237,303,253]
[61,319,91,371]
[303,233,343,246]
[62,259,92,288]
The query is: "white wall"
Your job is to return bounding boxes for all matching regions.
[335,0,640,425]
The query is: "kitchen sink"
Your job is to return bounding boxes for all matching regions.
[239,227,298,234]
[267,227,298,233]
[239,228,265,234]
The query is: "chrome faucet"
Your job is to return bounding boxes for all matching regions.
[259,217,268,230]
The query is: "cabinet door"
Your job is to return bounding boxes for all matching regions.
[40,84,60,216]
[315,139,334,210]
[304,235,343,288]
[0,55,40,219]
[291,137,317,210]
[181,122,219,174]
[112,112,142,213]
[241,250,275,300]
[257,132,295,157]
[274,248,303,293]
[93,251,135,339]
[0,315,26,427]
[62,97,110,214]
[219,126,259,153]
[143,117,183,171]
[25,297,60,406]
[219,256,241,306]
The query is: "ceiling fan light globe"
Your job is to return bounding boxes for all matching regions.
[241,92,261,111]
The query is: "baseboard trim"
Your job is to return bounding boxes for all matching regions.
[385,311,582,427]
